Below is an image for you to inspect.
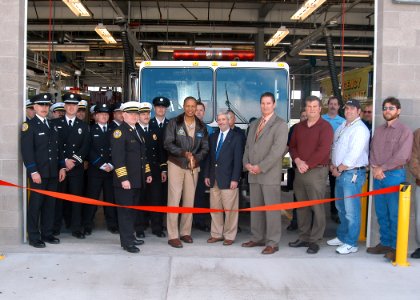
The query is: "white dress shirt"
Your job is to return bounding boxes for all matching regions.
[331,117,370,168]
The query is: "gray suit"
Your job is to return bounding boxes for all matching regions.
[243,114,288,247]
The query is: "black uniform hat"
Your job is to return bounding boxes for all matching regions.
[345,99,361,109]
[30,93,53,105]
[62,92,81,104]
[94,103,111,113]
[112,102,123,112]
[152,96,170,108]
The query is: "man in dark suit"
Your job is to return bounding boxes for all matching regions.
[136,102,167,238]
[52,92,90,239]
[204,111,243,245]
[21,93,66,248]
[83,103,118,235]
[111,101,152,253]
[149,96,170,133]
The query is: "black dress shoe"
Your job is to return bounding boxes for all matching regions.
[123,245,140,253]
[411,248,420,259]
[136,231,145,239]
[29,240,46,248]
[286,223,298,231]
[307,243,320,254]
[152,231,166,238]
[108,227,119,234]
[42,236,60,244]
[196,224,210,232]
[52,230,60,236]
[84,228,92,236]
[133,239,145,246]
[288,239,310,248]
[72,231,86,239]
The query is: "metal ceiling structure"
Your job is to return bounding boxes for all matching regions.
[26,0,375,87]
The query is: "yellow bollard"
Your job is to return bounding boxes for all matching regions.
[0,253,5,260]
[359,173,369,241]
[393,183,411,267]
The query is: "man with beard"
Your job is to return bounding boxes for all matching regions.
[367,97,413,262]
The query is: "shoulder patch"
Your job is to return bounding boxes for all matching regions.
[113,129,122,139]
[22,122,29,132]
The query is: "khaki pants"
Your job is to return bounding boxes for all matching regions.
[294,166,328,243]
[209,182,239,241]
[167,161,199,240]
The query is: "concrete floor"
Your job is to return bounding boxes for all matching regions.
[2,211,420,300]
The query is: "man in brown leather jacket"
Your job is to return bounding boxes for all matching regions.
[164,96,209,248]
[410,128,420,258]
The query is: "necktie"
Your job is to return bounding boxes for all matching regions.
[68,120,72,127]
[103,125,107,133]
[159,123,163,128]
[255,118,266,141]
[215,132,224,160]
[144,127,148,133]
[43,119,49,128]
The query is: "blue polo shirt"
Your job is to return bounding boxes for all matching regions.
[322,114,345,133]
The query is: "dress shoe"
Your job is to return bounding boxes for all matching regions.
[72,231,86,239]
[262,246,279,254]
[366,243,393,254]
[411,248,420,259]
[197,224,210,232]
[42,236,60,244]
[52,230,60,236]
[84,228,92,236]
[286,223,298,231]
[168,238,183,248]
[180,235,193,243]
[384,249,396,261]
[307,243,320,254]
[288,239,310,248]
[207,237,224,243]
[133,239,145,246]
[136,231,145,239]
[152,231,166,238]
[108,227,119,234]
[123,245,140,253]
[223,239,234,246]
[241,241,265,247]
[29,239,46,248]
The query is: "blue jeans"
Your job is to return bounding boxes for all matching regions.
[373,168,406,249]
[335,169,366,247]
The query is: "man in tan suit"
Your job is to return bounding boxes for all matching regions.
[242,92,288,254]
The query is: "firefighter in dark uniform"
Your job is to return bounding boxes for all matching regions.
[150,96,170,133]
[52,92,90,239]
[83,103,119,234]
[21,93,66,248]
[111,101,152,253]
[136,102,167,238]
[109,102,123,131]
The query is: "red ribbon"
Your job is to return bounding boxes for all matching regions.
[0,179,400,214]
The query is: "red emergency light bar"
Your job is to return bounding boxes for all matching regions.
[173,50,255,61]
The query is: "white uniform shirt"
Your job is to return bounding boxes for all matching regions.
[331,117,370,168]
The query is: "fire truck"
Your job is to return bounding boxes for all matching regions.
[138,60,291,206]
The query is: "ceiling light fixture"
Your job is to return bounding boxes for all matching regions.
[95,23,117,44]
[291,0,327,21]
[299,49,372,58]
[27,44,90,52]
[62,0,91,17]
[265,27,289,47]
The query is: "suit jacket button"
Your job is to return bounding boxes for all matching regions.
[215,164,218,167]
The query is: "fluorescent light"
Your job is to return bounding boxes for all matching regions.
[62,0,91,17]
[57,70,71,77]
[291,0,327,21]
[27,44,90,52]
[158,45,235,53]
[85,56,142,63]
[265,27,289,47]
[95,23,117,44]
[271,51,287,62]
[299,49,372,58]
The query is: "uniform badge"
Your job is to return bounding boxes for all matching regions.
[113,129,122,139]
[22,122,29,132]
[152,134,157,140]
[177,128,186,136]
[78,128,82,134]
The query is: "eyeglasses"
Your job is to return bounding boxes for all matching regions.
[382,106,396,111]
[363,110,372,114]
